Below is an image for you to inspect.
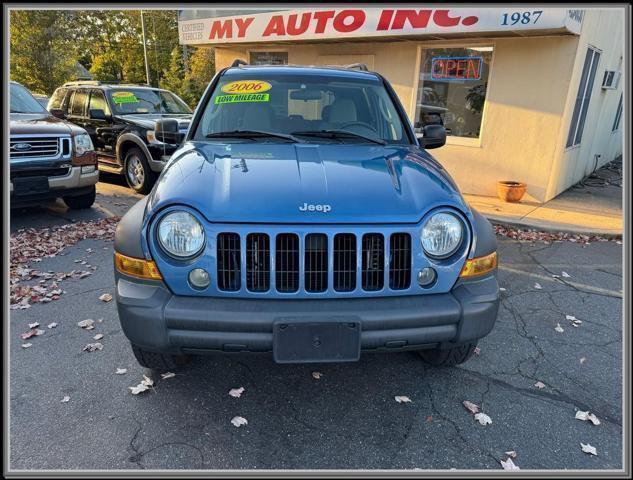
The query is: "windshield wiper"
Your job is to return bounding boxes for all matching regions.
[206,129,301,143]
[292,129,386,145]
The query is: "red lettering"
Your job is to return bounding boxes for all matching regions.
[391,10,432,30]
[433,10,461,27]
[287,12,311,36]
[209,19,232,40]
[263,15,286,37]
[313,11,335,33]
[466,59,479,79]
[333,10,365,33]
[376,9,394,30]
[234,17,254,38]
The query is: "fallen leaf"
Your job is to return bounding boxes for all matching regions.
[534,282,542,290]
[142,375,154,387]
[129,384,149,395]
[34,329,45,336]
[61,395,70,403]
[555,323,564,333]
[161,372,176,380]
[426,415,433,422]
[93,333,104,340]
[312,371,323,379]
[229,387,245,398]
[463,400,480,414]
[47,322,58,329]
[20,329,37,340]
[552,274,560,278]
[474,412,492,425]
[115,368,127,375]
[473,346,481,355]
[580,357,587,364]
[21,343,32,349]
[231,416,248,427]
[580,443,597,455]
[99,293,113,302]
[28,322,39,328]
[77,319,94,329]
[505,450,517,458]
[395,396,412,403]
[534,381,546,389]
[82,342,103,352]
[566,315,577,321]
[500,457,520,470]
[499,287,506,292]
[562,271,571,278]
[575,410,601,425]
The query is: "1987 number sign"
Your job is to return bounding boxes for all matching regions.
[501,10,543,26]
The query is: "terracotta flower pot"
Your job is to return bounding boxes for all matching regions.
[497,181,527,203]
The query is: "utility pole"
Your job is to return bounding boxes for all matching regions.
[140,10,151,86]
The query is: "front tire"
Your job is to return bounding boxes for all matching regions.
[418,342,477,366]
[63,186,96,210]
[124,147,157,194]
[131,344,189,371]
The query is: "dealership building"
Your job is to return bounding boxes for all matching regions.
[178,7,624,203]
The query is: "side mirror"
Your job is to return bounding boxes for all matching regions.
[155,118,180,144]
[89,108,108,121]
[417,124,446,149]
[49,108,65,119]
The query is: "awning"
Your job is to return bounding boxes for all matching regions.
[178,8,584,46]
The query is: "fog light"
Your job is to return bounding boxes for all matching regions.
[417,267,437,287]
[189,268,210,289]
[81,165,96,174]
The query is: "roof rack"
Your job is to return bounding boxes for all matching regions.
[344,63,369,72]
[230,58,248,68]
[63,80,102,86]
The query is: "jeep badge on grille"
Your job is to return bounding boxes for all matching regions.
[299,203,332,213]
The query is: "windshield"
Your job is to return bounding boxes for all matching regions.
[107,88,192,115]
[194,73,411,144]
[10,83,47,114]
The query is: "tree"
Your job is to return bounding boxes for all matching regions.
[10,11,79,94]
[184,47,215,107]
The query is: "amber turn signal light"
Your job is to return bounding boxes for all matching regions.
[114,252,162,280]
[459,251,498,278]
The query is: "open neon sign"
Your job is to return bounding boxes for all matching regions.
[431,56,483,81]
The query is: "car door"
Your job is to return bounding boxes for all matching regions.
[66,89,89,128]
[86,89,116,160]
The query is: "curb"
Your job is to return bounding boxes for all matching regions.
[484,215,623,239]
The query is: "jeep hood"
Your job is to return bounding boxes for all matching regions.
[146,142,467,224]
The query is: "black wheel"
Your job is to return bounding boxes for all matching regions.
[417,342,477,366]
[124,147,157,194]
[63,185,96,210]
[131,344,189,371]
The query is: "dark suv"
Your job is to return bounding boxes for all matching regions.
[10,81,98,209]
[48,81,193,194]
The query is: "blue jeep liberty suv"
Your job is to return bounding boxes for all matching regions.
[114,61,499,370]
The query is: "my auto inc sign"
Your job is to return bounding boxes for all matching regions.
[178,8,583,44]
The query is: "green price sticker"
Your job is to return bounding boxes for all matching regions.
[215,93,270,104]
[111,91,139,104]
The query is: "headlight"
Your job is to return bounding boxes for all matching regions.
[73,133,94,156]
[157,211,205,258]
[421,212,463,259]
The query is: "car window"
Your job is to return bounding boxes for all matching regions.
[194,73,410,144]
[48,88,68,110]
[10,83,47,114]
[70,90,88,117]
[89,90,110,115]
[107,88,191,115]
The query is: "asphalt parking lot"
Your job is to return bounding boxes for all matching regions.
[9,176,623,470]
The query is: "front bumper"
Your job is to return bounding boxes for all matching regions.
[10,166,98,206]
[115,272,499,358]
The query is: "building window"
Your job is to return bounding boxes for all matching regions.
[612,93,623,132]
[414,46,493,138]
[566,47,601,148]
[249,51,288,65]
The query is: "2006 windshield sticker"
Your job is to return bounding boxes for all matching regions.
[111,91,139,104]
[216,80,271,104]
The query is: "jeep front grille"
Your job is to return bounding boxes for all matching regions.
[216,231,412,294]
[217,233,241,291]
[389,233,412,290]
